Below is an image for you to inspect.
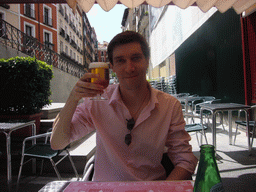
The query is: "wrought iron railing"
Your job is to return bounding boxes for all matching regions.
[0,19,85,78]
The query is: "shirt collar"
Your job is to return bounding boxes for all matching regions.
[108,83,159,109]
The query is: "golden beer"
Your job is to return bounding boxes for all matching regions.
[89,62,109,89]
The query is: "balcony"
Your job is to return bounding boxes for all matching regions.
[64,14,69,23]
[65,34,70,42]
[138,9,149,30]
[69,22,76,33]
[44,41,54,50]
[43,16,53,27]
[0,18,85,78]
[70,39,77,49]
[59,28,65,38]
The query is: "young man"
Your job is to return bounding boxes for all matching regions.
[50,31,197,181]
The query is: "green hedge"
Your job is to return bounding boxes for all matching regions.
[0,56,53,115]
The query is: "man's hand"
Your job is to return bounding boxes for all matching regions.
[70,73,105,102]
[166,166,192,180]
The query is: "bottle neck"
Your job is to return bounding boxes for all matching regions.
[200,145,215,158]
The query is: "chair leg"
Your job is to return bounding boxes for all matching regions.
[251,126,255,148]
[40,160,45,175]
[65,149,79,180]
[16,154,25,190]
[195,132,200,147]
[49,158,62,180]
[233,124,239,145]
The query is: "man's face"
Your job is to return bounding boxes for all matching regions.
[111,42,149,91]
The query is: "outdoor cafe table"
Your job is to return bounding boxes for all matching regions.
[0,120,36,191]
[39,180,194,192]
[199,103,251,152]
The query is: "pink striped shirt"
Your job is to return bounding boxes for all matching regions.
[70,84,198,181]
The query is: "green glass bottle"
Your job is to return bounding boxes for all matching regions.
[194,145,224,192]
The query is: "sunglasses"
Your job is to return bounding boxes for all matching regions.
[125,118,135,146]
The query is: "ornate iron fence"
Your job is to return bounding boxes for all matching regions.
[0,18,85,78]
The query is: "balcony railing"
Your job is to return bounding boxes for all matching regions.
[65,34,70,42]
[44,41,54,50]
[0,19,85,78]
[59,28,65,38]
[70,39,77,49]
[64,14,69,23]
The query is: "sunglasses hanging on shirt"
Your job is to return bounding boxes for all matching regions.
[125,118,135,146]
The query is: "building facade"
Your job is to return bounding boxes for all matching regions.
[58,3,83,66]
[82,13,97,69]
[97,41,108,62]
[20,3,58,53]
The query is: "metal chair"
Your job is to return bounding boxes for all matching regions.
[185,123,208,146]
[17,129,79,187]
[82,155,95,181]
[234,105,256,147]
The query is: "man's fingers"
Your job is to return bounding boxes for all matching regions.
[80,72,100,82]
[76,80,104,90]
[75,86,103,94]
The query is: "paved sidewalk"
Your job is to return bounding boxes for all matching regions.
[189,121,256,192]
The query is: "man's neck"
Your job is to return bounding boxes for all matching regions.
[119,82,150,108]
[119,82,150,121]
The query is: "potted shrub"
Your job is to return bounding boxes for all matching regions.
[0,56,53,136]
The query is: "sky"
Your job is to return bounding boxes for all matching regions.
[87,4,127,44]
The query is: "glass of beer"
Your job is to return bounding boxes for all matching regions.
[89,62,109,100]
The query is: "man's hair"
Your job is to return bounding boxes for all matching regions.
[107,31,150,65]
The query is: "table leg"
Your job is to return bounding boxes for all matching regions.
[212,112,217,149]
[5,133,12,191]
[185,101,188,123]
[228,111,232,145]
[245,110,251,153]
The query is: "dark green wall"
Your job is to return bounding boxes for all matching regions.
[176,9,245,104]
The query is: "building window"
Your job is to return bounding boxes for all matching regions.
[60,41,63,53]
[25,25,32,36]
[43,6,52,26]
[65,45,68,55]
[24,24,35,46]
[44,31,53,50]
[24,4,35,18]
[70,49,72,58]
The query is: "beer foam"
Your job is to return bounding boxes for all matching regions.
[89,62,109,69]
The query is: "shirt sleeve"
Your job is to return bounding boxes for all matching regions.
[165,100,198,174]
[69,99,96,143]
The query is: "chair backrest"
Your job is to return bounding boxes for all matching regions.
[202,96,215,102]
[44,128,53,144]
[192,99,205,112]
